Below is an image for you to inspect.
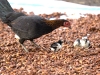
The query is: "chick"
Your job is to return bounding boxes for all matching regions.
[80,34,90,48]
[73,34,90,48]
[73,39,81,47]
[50,40,63,52]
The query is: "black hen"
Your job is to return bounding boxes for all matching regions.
[0,0,71,52]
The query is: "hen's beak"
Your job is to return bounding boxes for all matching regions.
[68,26,71,29]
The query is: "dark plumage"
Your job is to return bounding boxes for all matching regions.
[0,0,71,52]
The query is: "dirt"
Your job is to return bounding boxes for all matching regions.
[0,13,100,75]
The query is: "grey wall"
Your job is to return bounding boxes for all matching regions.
[62,0,100,6]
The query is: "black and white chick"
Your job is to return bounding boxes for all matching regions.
[50,40,63,52]
[73,34,90,48]
[80,34,90,48]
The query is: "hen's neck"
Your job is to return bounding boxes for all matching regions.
[44,19,65,29]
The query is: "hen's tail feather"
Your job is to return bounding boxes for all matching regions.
[0,0,26,27]
[0,0,14,21]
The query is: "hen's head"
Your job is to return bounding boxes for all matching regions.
[63,20,71,29]
[45,19,71,29]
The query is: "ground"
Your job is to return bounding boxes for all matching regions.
[0,14,100,75]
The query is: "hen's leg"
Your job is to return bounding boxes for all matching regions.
[19,39,29,52]
[20,44,29,52]
[31,41,41,48]
[31,41,47,50]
